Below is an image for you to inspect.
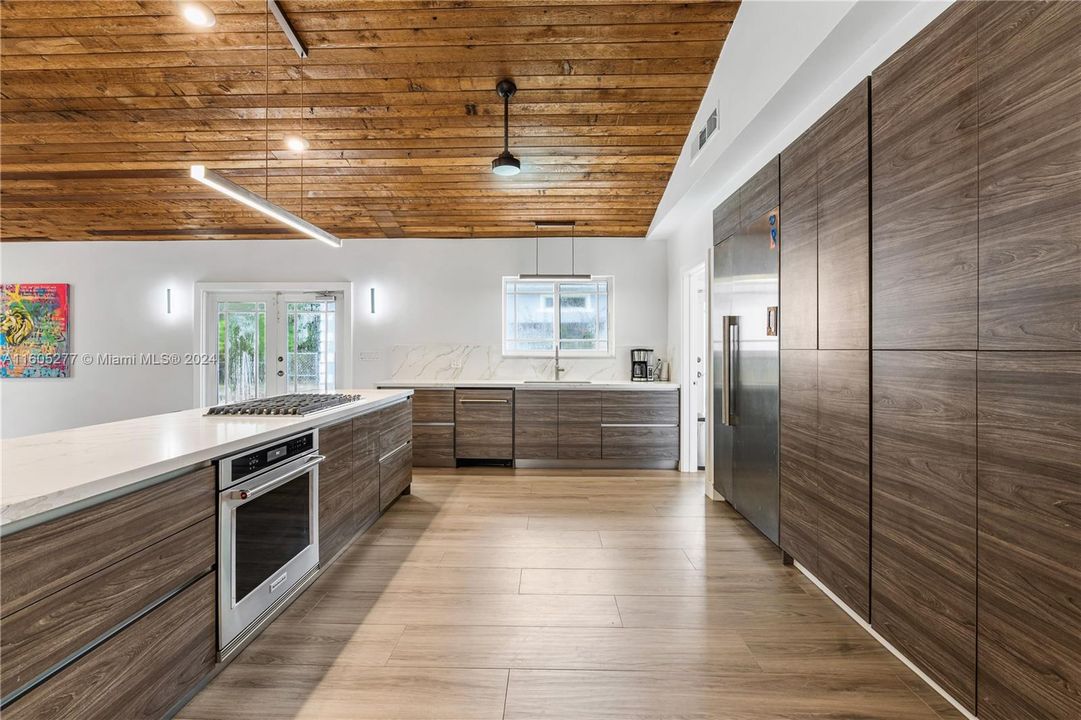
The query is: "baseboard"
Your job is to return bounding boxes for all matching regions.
[514,459,678,470]
[793,561,978,720]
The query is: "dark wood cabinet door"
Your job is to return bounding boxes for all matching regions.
[601,391,678,425]
[412,389,454,423]
[5,573,216,720]
[0,465,215,618]
[412,424,456,467]
[379,442,413,511]
[713,192,740,245]
[558,391,602,460]
[976,1,1081,350]
[814,350,870,620]
[740,156,779,225]
[601,426,678,461]
[318,419,355,561]
[352,413,379,527]
[817,79,869,350]
[779,123,818,351]
[514,390,558,460]
[871,2,979,349]
[454,389,514,460]
[976,352,1081,720]
[872,351,977,713]
[779,350,819,573]
[0,517,214,699]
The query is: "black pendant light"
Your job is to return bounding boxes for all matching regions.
[492,79,521,176]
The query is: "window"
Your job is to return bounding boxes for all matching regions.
[503,277,612,356]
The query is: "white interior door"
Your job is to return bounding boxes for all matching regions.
[205,291,343,405]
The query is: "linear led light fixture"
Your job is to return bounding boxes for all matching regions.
[190,165,341,248]
[518,221,591,281]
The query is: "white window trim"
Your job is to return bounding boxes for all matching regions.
[192,281,353,407]
[501,275,615,359]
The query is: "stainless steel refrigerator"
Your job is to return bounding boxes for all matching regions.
[712,207,780,543]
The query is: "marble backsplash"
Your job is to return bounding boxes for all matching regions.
[388,344,669,383]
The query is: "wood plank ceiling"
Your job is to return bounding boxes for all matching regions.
[0,0,736,241]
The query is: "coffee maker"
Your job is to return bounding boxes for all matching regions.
[631,348,654,382]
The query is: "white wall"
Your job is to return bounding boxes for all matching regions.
[654,0,953,377]
[0,236,667,438]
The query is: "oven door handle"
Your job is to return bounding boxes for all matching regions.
[230,454,325,501]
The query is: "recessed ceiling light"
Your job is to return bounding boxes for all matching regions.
[284,135,310,152]
[181,3,216,28]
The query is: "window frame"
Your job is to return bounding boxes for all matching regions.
[501,275,614,358]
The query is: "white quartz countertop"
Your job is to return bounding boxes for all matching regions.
[0,389,412,531]
[378,379,680,391]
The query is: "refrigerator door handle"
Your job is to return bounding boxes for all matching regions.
[721,315,735,426]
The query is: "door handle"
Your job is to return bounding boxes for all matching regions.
[721,315,735,427]
[458,399,510,404]
[231,454,325,501]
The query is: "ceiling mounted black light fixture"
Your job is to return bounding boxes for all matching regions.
[492,79,521,176]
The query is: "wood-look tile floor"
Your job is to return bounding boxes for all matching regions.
[178,469,961,720]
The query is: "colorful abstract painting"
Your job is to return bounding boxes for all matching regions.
[1,284,70,378]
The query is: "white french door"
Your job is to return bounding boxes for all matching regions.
[205,291,343,405]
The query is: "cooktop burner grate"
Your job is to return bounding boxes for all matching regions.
[206,393,363,416]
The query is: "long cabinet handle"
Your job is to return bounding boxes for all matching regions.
[379,440,412,463]
[458,399,511,404]
[721,315,735,427]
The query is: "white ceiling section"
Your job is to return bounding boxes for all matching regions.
[649,0,953,241]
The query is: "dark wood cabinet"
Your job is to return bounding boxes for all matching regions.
[0,465,214,618]
[318,418,355,561]
[601,426,678,461]
[602,391,678,425]
[455,389,514,460]
[4,574,216,720]
[379,441,413,512]
[740,156,779,225]
[713,191,740,245]
[0,517,214,699]
[814,350,870,620]
[557,390,602,460]
[872,351,978,712]
[976,352,1081,720]
[976,2,1081,351]
[411,389,455,467]
[779,123,818,351]
[514,390,558,460]
[817,80,869,350]
[779,350,819,573]
[352,412,380,529]
[871,2,979,350]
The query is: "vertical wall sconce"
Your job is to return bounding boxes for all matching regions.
[370,287,376,314]
[166,288,173,314]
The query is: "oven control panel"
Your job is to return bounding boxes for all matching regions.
[222,431,316,488]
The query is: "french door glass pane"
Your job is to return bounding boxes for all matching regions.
[217,301,266,403]
[285,300,335,393]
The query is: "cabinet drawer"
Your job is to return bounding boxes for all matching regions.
[5,573,216,720]
[1,517,214,700]
[455,389,514,459]
[602,426,679,461]
[379,442,413,511]
[1,466,215,618]
[602,391,679,425]
[412,424,456,467]
[379,400,413,455]
[412,389,454,423]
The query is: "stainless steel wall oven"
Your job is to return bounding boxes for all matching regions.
[217,430,322,660]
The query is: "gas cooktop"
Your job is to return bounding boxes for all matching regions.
[206,393,363,416]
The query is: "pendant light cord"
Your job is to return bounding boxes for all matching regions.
[265,7,269,198]
[503,93,510,153]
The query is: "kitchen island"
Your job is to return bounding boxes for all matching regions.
[0,389,413,719]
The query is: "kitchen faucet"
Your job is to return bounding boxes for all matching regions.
[554,343,566,380]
